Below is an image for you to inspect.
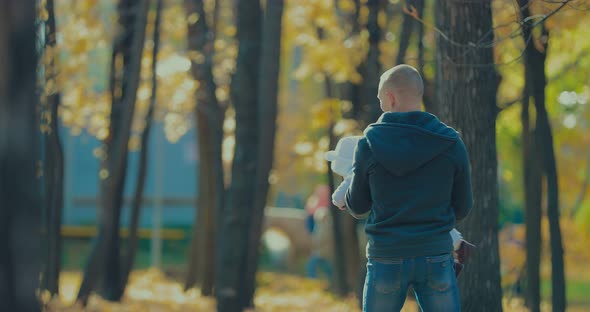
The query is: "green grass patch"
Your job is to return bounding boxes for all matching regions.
[541,278,590,305]
[62,238,188,271]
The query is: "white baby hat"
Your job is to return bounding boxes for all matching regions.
[325,136,362,177]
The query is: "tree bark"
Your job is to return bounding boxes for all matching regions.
[335,1,368,303]
[415,0,434,113]
[42,0,65,297]
[363,0,383,124]
[241,0,285,308]
[536,67,567,312]
[434,1,503,311]
[520,76,542,312]
[325,79,350,297]
[336,0,363,120]
[119,0,163,299]
[395,0,419,65]
[215,0,261,310]
[77,0,149,304]
[518,4,566,309]
[341,212,361,294]
[518,3,542,310]
[0,1,41,310]
[522,93,541,311]
[333,2,364,297]
[184,0,225,297]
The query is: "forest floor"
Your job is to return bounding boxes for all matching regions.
[52,217,590,311]
[44,270,589,312]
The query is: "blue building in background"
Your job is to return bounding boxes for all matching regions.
[62,121,198,230]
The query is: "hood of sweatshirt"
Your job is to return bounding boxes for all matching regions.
[364,111,459,176]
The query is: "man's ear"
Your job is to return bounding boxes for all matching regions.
[388,91,396,111]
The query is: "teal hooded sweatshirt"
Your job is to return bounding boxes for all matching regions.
[345,111,473,258]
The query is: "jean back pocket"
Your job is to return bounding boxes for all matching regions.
[369,258,403,294]
[426,253,453,292]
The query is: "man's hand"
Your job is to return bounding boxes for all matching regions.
[332,175,352,210]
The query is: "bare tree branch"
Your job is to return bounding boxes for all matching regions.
[497,97,523,112]
[401,0,573,68]
[496,46,590,112]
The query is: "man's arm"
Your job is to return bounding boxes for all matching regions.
[452,139,473,221]
[345,138,372,219]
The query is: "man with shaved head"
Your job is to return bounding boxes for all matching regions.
[377,64,424,112]
[337,64,473,311]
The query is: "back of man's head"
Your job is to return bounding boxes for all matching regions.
[378,64,424,111]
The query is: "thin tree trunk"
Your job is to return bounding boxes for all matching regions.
[315,24,350,297]
[324,79,349,297]
[43,0,65,297]
[415,0,434,113]
[0,1,41,310]
[77,0,149,304]
[530,47,567,312]
[184,0,225,297]
[364,0,383,123]
[335,1,364,302]
[518,5,566,309]
[334,2,364,296]
[336,0,362,120]
[350,56,364,119]
[434,2,503,311]
[216,0,261,310]
[537,100,567,312]
[241,0,285,308]
[119,0,163,298]
[395,0,417,65]
[340,213,361,292]
[521,77,542,312]
[518,3,542,310]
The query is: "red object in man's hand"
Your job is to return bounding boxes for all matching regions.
[454,240,476,278]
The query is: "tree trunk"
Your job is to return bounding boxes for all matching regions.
[434,2,503,311]
[215,0,261,310]
[327,166,349,297]
[119,0,163,298]
[337,0,363,120]
[43,0,65,297]
[529,43,566,312]
[395,0,418,65]
[77,0,149,304]
[363,0,383,124]
[335,1,365,303]
[518,5,566,309]
[241,0,285,308]
[325,79,350,297]
[518,3,542,310]
[521,77,542,312]
[415,0,434,113]
[0,1,41,310]
[184,0,225,297]
[536,73,567,312]
[340,213,361,293]
[334,1,365,297]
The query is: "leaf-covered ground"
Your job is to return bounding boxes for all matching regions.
[45,270,366,311]
[44,269,589,312]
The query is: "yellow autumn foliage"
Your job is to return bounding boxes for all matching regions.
[285,0,368,84]
[45,270,365,312]
[41,0,210,145]
[43,267,589,311]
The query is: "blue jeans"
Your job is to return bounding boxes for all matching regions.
[363,253,460,312]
